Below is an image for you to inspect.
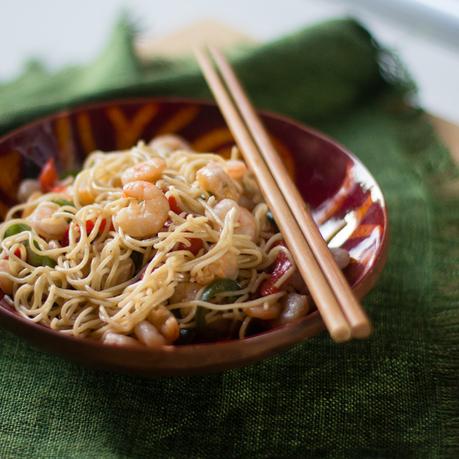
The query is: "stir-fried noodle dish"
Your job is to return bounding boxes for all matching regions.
[0,135,350,347]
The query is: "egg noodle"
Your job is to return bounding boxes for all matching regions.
[0,136,299,345]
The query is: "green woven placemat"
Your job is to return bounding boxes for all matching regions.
[0,16,457,459]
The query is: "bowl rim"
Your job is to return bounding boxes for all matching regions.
[0,96,389,358]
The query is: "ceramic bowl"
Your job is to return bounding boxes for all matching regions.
[0,98,388,376]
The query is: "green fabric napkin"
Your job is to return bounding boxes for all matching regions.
[0,16,458,459]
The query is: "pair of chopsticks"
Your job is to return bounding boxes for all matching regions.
[194,46,372,343]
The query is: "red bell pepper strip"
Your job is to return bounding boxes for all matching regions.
[167,196,203,255]
[60,218,111,246]
[168,196,182,214]
[259,245,293,296]
[85,220,95,234]
[60,227,70,247]
[177,238,203,255]
[85,218,112,234]
[39,158,58,192]
[51,184,67,193]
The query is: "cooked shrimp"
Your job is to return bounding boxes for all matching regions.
[134,321,166,347]
[103,331,141,347]
[0,260,14,295]
[330,247,351,269]
[121,158,166,186]
[225,160,247,180]
[115,181,170,238]
[28,202,68,240]
[212,199,257,241]
[17,179,40,203]
[149,134,190,155]
[194,251,238,285]
[21,191,43,218]
[238,194,255,211]
[278,293,309,324]
[170,282,202,319]
[196,162,240,200]
[237,207,257,241]
[170,282,201,303]
[148,305,179,343]
[246,301,282,320]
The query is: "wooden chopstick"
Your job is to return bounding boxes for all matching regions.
[208,46,372,339]
[194,47,353,343]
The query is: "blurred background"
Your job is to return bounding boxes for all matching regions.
[2,0,459,122]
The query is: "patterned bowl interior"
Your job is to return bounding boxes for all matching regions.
[0,98,386,307]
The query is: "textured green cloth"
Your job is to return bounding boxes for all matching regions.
[0,17,458,459]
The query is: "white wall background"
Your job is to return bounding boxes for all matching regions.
[1,0,459,122]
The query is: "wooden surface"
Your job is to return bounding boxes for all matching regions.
[136,21,459,162]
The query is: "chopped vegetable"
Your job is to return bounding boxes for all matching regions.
[85,220,95,234]
[168,196,182,214]
[86,218,110,235]
[177,238,203,255]
[3,223,55,266]
[259,245,293,296]
[168,196,202,254]
[201,278,241,302]
[60,227,70,247]
[330,247,351,270]
[51,184,67,193]
[198,278,241,330]
[4,223,32,238]
[60,219,110,247]
[131,251,144,272]
[26,241,56,267]
[85,220,97,234]
[51,198,74,207]
[60,170,79,180]
[39,158,58,192]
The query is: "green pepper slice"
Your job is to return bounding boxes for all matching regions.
[26,241,56,268]
[60,170,79,180]
[4,223,32,238]
[201,278,241,302]
[197,278,241,329]
[51,198,74,207]
[4,223,56,267]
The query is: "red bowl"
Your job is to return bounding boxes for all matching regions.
[0,98,388,375]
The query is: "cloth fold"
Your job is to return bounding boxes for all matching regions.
[0,16,457,459]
